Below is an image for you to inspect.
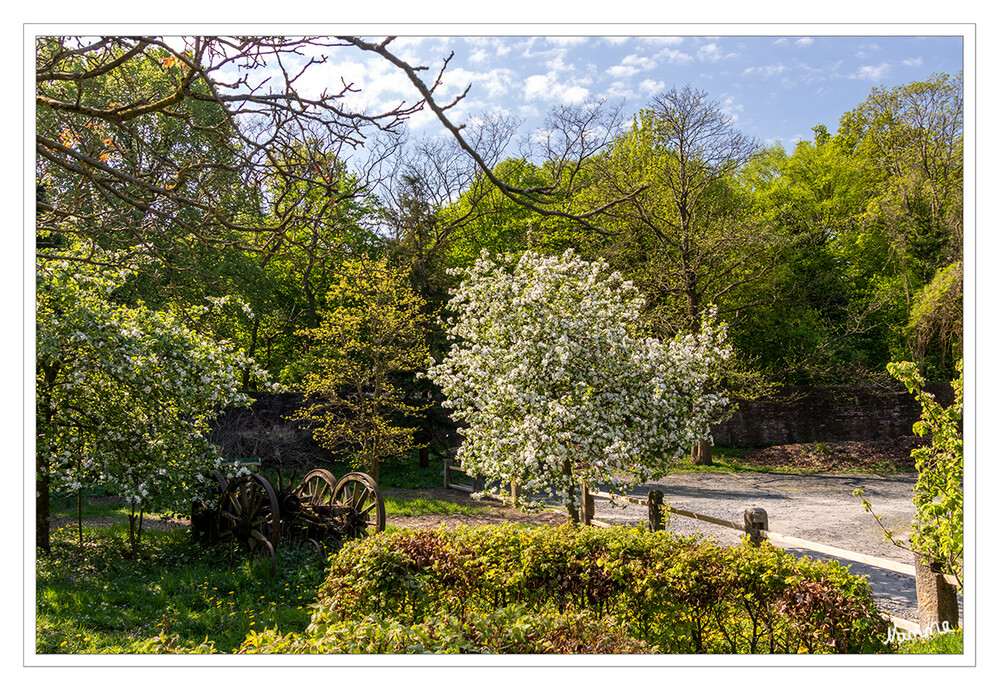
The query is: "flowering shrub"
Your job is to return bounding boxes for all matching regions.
[36,254,265,552]
[307,525,892,654]
[427,249,732,517]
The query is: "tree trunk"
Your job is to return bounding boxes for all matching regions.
[562,457,579,523]
[691,439,712,466]
[36,454,50,552]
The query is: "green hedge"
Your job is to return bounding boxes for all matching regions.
[239,606,653,654]
[297,524,891,654]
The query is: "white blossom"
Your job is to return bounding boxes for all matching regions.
[427,249,732,514]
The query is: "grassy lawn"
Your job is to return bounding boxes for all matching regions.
[36,521,326,654]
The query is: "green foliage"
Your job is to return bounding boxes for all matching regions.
[35,524,326,654]
[907,261,963,378]
[291,257,432,482]
[896,628,963,654]
[887,360,963,586]
[239,606,652,654]
[307,524,892,654]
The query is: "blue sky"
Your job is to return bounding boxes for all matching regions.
[301,33,965,152]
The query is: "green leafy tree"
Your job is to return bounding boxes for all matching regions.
[292,258,431,483]
[833,73,963,378]
[860,361,963,588]
[36,253,263,554]
[731,135,888,385]
[581,86,780,463]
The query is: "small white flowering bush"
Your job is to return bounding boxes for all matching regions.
[36,253,265,553]
[427,249,732,518]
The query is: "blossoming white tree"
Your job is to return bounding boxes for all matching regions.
[427,249,732,520]
[36,254,266,554]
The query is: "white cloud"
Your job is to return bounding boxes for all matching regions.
[853,63,891,81]
[477,69,518,98]
[854,43,882,59]
[545,36,589,47]
[717,94,744,122]
[605,80,635,99]
[795,37,814,47]
[638,78,665,96]
[903,57,924,67]
[517,104,540,119]
[523,73,551,100]
[697,42,736,63]
[546,50,576,73]
[639,37,684,47]
[523,72,590,104]
[653,47,694,65]
[743,63,787,78]
[607,64,639,78]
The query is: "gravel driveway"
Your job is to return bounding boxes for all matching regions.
[587,471,962,626]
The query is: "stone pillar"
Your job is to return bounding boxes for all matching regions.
[744,507,768,546]
[914,557,960,632]
[648,489,665,532]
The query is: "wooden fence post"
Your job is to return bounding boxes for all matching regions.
[744,507,768,546]
[914,557,960,632]
[648,489,664,531]
[443,460,451,489]
[581,484,594,525]
[473,476,484,493]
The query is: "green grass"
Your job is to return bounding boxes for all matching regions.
[298,448,447,491]
[666,447,803,474]
[49,490,133,521]
[36,522,327,654]
[896,628,964,654]
[383,495,487,517]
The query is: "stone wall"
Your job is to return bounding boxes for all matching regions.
[711,382,955,446]
[214,382,957,460]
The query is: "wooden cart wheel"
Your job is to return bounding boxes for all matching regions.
[294,469,339,506]
[251,535,277,577]
[217,473,281,569]
[332,471,386,540]
[283,468,341,545]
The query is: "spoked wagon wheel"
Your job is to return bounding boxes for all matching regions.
[217,473,281,576]
[285,468,340,548]
[295,469,338,506]
[332,471,386,540]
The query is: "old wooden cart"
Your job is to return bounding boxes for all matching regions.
[192,463,385,574]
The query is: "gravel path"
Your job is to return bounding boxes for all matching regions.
[586,471,961,625]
